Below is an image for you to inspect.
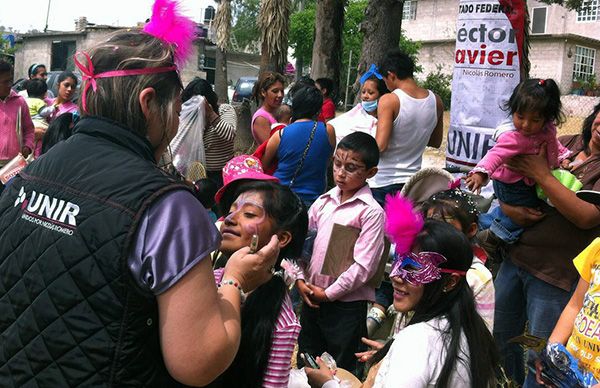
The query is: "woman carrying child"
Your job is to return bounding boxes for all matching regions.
[306,197,499,387]
[492,102,600,386]
[209,169,308,388]
[466,79,571,249]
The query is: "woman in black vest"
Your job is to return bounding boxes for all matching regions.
[0,3,279,387]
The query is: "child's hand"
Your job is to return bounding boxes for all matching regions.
[560,158,572,170]
[306,284,329,304]
[465,172,486,194]
[296,280,320,308]
[305,356,336,387]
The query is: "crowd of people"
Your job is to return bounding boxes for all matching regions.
[1,2,600,387]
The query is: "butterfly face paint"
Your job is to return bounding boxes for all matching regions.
[390,252,466,286]
[223,191,267,252]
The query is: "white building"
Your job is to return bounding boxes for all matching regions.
[402,0,600,94]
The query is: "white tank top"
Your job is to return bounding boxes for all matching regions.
[369,88,438,188]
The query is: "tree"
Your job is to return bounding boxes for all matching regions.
[352,0,403,97]
[310,0,345,96]
[213,0,232,103]
[230,0,261,53]
[258,0,292,73]
[289,2,316,74]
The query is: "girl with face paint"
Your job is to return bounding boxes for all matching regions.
[306,195,500,388]
[211,180,308,388]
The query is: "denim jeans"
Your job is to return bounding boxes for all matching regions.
[493,258,574,387]
[479,180,540,244]
[371,183,405,208]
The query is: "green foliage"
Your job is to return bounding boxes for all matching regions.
[231,0,261,53]
[421,65,452,109]
[400,33,422,74]
[289,3,316,64]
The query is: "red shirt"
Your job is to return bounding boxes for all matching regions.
[318,98,335,122]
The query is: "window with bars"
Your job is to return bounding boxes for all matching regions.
[573,46,596,81]
[403,0,417,20]
[577,0,599,22]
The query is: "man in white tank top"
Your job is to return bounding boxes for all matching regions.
[368,49,444,207]
[366,50,445,335]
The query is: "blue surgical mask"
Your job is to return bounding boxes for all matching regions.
[361,99,378,113]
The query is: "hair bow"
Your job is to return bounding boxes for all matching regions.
[360,64,384,85]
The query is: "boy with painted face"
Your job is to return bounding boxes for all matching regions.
[295,132,386,374]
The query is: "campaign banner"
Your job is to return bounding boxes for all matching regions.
[446,0,526,168]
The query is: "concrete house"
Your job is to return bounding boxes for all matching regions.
[401,0,600,94]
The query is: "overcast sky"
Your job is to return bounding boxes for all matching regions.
[0,0,218,33]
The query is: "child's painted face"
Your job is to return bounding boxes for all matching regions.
[360,79,380,102]
[220,191,275,255]
[332,148,374,194]
[513,111,545,136]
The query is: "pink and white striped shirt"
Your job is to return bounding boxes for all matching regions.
[214,269,301,387]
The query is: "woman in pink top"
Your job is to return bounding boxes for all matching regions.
[48,71,78,122]
[211,179,307,388]
[466,78,571,245]
[252,72,285,144]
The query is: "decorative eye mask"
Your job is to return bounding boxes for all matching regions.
[390,251,466,286]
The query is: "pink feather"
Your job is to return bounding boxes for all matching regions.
[384,193,424,255]
[143,0,196,65]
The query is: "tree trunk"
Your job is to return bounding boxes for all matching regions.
[259,0,292,74]
[215,47,229,103]
[259,39,286,74]
[353,0,403,100]
[310,0,345,97]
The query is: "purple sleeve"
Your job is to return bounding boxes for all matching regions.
[128,190,222,295]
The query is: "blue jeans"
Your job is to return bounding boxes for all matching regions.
[493,258,574,387]
[371,183,404,208]
[480,180,539,243]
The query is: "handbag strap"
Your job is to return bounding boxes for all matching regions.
[289,121,318,188]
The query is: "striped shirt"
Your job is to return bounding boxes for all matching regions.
[214,269,301,387]
[204,104,237,172]
[467,255,495,332]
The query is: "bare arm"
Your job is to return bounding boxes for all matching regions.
[375,93,399,153]
[548,277,588,345]
[158,236,280,386]
[261,130,281,170]
[508,145,600,229]
[253,116,271,144]
[325,122,336,148]
[427,94,444,148]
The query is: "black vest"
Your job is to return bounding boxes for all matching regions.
[0,117,189,387]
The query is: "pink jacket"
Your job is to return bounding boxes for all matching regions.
[0,90,34,161]
[473,120,571,186]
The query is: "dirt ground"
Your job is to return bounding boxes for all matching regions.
[423,112,586,168]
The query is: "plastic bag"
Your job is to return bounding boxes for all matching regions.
[170,95,207,177]
[539,342,598,388]
[0,154,28,184]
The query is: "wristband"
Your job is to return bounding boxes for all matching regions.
[218,279,247,303]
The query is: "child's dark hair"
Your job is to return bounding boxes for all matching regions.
[182,77,219,112]
[582,102,600,154]
[274,104,292,123]
[316,77,334,98]
[421,189,479,235]
[287,76,315,103]
[362,75,389,97]
[57,70,78,86]
[372,221,499,388]
[25,79,48,99]
[252,71,286,105]
[0,60,13,75]
[337,132,380,169]
[379,48,415,80]
[291,85,323,121]
[504,78,565,125]
[192,178,218,209]
[42,113,75,154]
[211,180,307,388]
[28,63,46,78]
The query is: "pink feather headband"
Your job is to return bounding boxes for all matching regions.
[74,0,195,113]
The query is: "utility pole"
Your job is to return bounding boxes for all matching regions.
[44,0,52,33]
